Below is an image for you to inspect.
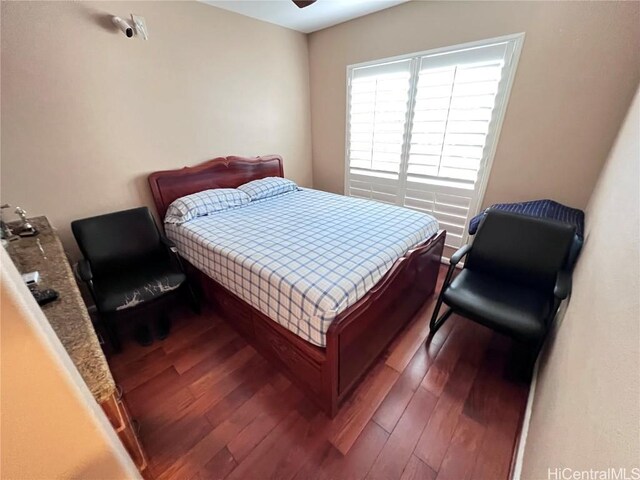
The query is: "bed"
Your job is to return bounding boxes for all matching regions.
[149,155,445,417]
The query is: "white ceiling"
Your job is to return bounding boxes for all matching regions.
[201,0,410,34]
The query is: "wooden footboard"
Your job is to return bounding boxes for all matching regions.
[187,229,445,417]
[325,229,445,415]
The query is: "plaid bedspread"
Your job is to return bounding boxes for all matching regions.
[165,188,439,347]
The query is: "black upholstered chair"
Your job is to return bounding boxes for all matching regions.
[72,207,198,352]
[430,210,576,360]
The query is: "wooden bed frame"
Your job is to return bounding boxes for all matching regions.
[148,155,445,417]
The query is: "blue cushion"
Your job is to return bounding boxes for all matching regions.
[469,199,584,239]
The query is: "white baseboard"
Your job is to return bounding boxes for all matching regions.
[511,357,539,479]
[439,257,464,269]
[511,297,569,479]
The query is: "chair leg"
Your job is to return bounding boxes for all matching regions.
[430,262,457,333]
[429,276,450,331]
[430,307,453,334]
[102,313,122,353]
[429,294,444,328]
[527,336,547,379]
[525,307,558,379]
[185,281,201,314]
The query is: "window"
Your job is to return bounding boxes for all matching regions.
[345,34,524,248]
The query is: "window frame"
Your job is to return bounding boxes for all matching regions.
[344,33,525,247]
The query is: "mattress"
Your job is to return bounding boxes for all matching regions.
[165,188,439,347]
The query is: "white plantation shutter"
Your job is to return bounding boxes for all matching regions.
[347,59,411,204]
[345,35,523,248]
[405,43,508,247]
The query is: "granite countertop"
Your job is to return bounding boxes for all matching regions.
[6,216,116,404]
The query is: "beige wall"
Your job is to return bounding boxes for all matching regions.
[521,88,640,477]
[1,248,140,479]
[308,1,640,212]
[1,1,312,256]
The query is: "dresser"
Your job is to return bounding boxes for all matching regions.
[5,217,150,477]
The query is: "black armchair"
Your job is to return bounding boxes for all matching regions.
[72,207,198,352]
[430,210,576,361]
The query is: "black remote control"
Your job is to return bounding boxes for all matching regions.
[31,288,59,306]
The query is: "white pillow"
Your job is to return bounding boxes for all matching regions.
[237,177,299,201]
[164,188,250,224]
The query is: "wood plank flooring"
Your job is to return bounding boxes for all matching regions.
[108,267,530,480]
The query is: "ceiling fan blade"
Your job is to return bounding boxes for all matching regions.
[292,0,317,8]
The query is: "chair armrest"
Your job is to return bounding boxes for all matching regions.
[75,259,98,304]
[450,244,472,266]
[76,259,93,282]
[160,234,179,254]
[160,234,187,274]
[554,270,572,299]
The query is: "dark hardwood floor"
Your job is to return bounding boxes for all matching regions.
[108,267,530,480]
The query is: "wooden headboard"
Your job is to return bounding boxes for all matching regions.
[148,155,284,218]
